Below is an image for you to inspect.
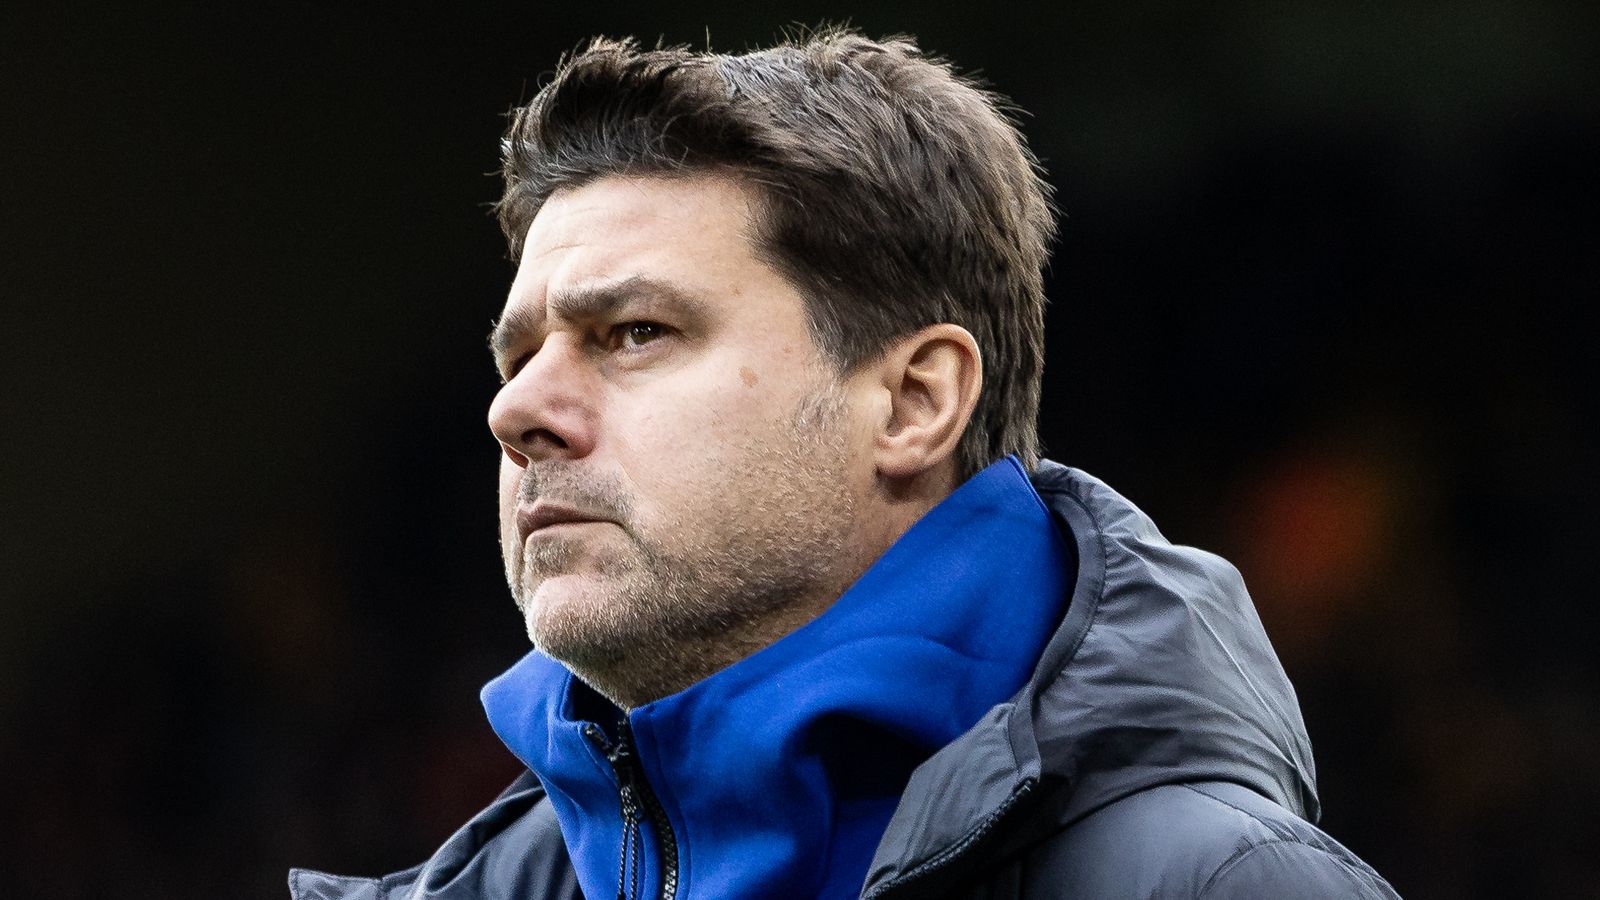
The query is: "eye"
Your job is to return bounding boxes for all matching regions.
[609,321,668,350]
[500,352,532,383]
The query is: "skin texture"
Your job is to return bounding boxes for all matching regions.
[487,174,982,708]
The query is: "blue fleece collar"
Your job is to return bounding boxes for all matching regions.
[482,456,1071,899]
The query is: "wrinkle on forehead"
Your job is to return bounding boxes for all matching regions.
[513,176,760,298]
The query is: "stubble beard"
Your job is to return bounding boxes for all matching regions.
[503,383,860,707]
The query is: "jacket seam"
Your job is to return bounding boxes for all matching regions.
[1195,838,1384,899]
[1195,839,1309,898]
[1184,785,1384,898]
[863,777,1038,899]
[1179,784,1293,841]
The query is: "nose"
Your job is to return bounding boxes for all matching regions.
[487,337,598,467]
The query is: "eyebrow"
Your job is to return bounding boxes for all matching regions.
[488,275,708,372]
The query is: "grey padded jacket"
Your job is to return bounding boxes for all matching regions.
[290,462,1400,899]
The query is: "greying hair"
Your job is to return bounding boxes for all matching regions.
[496,28,1056,478]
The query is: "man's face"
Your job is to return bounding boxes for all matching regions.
[488,175,871,692]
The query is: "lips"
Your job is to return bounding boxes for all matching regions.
[517,501,612,544]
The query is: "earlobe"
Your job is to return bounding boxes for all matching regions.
[874,324,982,482]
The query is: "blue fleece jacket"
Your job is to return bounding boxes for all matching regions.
[480,456,1071,899]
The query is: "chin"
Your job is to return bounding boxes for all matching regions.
[520,575,633,664]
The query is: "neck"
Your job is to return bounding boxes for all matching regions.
[574,578,856,709]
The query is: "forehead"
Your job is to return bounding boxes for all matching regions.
[506,175,766,312]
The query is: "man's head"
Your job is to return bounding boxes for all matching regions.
[487,30,1055,707]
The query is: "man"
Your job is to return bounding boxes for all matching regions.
[292,29,1400,899]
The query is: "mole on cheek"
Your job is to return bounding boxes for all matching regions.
[739,366,759,387]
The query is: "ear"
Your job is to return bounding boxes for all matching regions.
[871,323,982,481]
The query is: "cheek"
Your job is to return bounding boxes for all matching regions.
[621,374,782,458]
[609,373,783,506]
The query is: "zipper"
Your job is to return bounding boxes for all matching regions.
[584,720,680,900]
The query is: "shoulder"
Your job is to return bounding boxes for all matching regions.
[1014,781,1399,899]
[288,772,579,900]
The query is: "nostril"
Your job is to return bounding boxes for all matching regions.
[502,444,531,467]
[526,427,569,452]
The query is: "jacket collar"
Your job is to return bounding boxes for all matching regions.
[861,462,1320,898]
[481,456,1071,900]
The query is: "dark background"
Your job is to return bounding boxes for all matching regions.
[3,1,1596,897]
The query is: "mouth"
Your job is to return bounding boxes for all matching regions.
[517,501,613,544]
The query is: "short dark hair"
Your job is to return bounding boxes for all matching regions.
[496,28,1056,478]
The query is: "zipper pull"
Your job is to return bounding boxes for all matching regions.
[582,722,611,752]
